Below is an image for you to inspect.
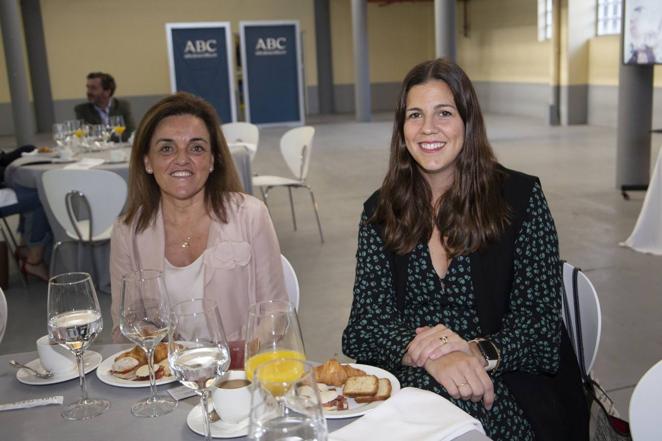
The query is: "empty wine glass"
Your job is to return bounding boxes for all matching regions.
[249,358,328,441]
[244,300,305,382]
[52,123,66,147]
[47,272,110,420]
[169,299,230,441]
[120,269,177,418]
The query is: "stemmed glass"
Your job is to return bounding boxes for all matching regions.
[52,123,66,147]
[47,272,110,420]
[249,358,328,441]
[169,299,230,441]
[110,115,126,142]
[120,269,177,418]
[244,300,305,381]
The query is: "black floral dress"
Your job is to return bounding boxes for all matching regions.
[342,183,563,440]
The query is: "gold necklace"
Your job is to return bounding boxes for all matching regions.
[181,236,192,248]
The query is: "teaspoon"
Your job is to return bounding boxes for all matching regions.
[9,360,54,379]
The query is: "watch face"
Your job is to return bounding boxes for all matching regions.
[478,340,498,361]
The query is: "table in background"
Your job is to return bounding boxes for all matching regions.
[4,146,252,291]
[0,345,490,441]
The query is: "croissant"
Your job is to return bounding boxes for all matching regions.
[314,359,347,386]
[153,342,168,363]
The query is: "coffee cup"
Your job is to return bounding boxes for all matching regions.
[109,149,126,162]
[36,335,76,374]
[59,147,73,161]
[212,370,251,424]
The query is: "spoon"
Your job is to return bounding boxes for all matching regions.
[9,360,54,379]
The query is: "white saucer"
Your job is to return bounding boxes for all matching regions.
[16,351,102,386]
[186,404,249,439]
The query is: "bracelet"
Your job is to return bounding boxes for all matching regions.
[469,338,501,372]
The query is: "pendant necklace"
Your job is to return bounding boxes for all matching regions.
[181,235,192,248]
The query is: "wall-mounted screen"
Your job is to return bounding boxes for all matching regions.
[623,0,662,65]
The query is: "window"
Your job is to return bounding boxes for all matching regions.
[538,0,553,41]
[597,0,622,35]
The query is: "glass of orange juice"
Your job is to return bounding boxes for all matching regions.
[244,300,305,382]
[249,359,328,441]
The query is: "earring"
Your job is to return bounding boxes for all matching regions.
[146,168,153,174]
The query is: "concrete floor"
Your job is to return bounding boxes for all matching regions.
[1,113,660,420]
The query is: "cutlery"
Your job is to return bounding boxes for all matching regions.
[9,360,54,379]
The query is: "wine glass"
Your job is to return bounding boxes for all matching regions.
[47,272,110,420]
[110,115,126,142]
[169,299,230,441]
[249,358,328,441]
[244,300,305,382]
[52,123,66,147]
[120,269,177,418]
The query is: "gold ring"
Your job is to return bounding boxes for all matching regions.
[457,382,469,388]
[439,335,449,345]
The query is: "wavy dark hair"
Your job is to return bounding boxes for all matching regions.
[123,92,243,232]
[371,59,510,257]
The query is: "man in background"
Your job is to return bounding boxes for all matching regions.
[74,72,135,141]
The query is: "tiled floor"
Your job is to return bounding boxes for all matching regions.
[1,113,660,420]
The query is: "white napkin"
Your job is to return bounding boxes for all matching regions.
[63,158,105,169]
[0,396,63,411]
[329,388,485,441]
[0,188,18,207]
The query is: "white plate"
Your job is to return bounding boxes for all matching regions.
[187,404,249,439]
[16,351,102,386]
[322,363,401,419]
[95,349,177,388]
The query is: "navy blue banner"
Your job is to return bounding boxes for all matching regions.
[167,24,236,123]
[241,22,303,125]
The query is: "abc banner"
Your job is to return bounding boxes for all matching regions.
[240,21,304,125]
[166,22,236,123]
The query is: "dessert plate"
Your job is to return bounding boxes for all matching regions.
[96,349,177,388]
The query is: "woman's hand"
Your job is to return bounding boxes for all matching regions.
[424,351,495,410]
[402,324,471,367]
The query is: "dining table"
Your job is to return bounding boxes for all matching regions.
[0,344,491,441]
[3,144,253,292]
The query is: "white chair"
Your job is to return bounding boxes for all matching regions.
[253,126,324,243]
[0,287,7,343]
[281,254,300,311]
[561,262,602,374]
[42,169,127,279]
[0,188,23,279]
[221,122,259,161]
[629,360,662,441]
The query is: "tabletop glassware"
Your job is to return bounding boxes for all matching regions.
[120,269,177,418]
[248,358,328,441]
[169,299,230,441]
[244,300,305,382]
[47,272,110,420]
[110,115,126,142]
[52,123,66,147]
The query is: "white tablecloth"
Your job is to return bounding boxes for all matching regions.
[622,146,662,255]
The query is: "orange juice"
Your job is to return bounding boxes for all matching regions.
[114,126,126,136]
[245,349,305,382]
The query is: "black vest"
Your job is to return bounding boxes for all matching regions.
[363,167,589,441]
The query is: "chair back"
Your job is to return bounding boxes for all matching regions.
[629,360,662,441]
[281,254,300,311]
[561,262,602,374]
[42,169,127,241]
[221,122,259,160]
[280,126,315,181]
[0,287,7,343]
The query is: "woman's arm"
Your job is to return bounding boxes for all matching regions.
[248,198,287,304]
[341,212,416,373]
[487,182,563,375]
[109,220,132,343]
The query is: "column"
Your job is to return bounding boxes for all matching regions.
[434,0,456,61]
[21,0,55,133]
[616,64,654,190]
[0,0,35,145]
[351,0,370,122]
[314,0,335,114]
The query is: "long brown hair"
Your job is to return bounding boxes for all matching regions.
[123,92,243,232]
[371,59,510,257]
